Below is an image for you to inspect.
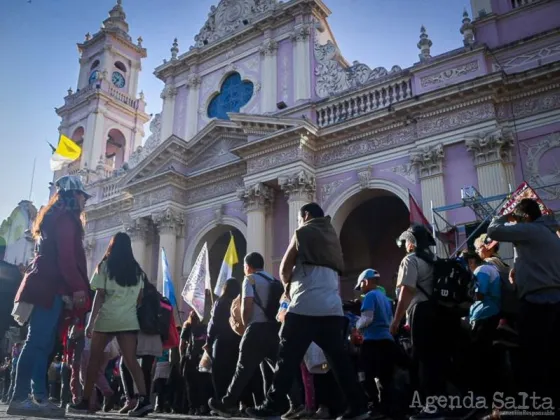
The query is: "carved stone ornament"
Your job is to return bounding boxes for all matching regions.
[160,85,178,100]
[278,170,316,202]
[290,25,312,43]
[84,238,96,258]
[319,177,352,206]
[186,73,202,88]
[125,217,151,241]
[127,113,161,169]
[381,164,418,184]
[153,208,184,235]
[356,166,373,190]
[192,0,278,49]
[314,35,403,99]
[259,38,278,56]
[524,132,560,200]
[237,182,274,212]
[410,144,445,179]
[420,61,479,88]
[465,127,514,166]
[214,204,225,225]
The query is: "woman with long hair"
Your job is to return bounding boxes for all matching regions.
[8,176,91,418]
[204,278,242,402]
[67,232,152,417]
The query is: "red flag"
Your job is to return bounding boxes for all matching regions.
[409,192,456,244]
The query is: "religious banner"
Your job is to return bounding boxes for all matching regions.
[499,182,551,216]
[181,243,211,319]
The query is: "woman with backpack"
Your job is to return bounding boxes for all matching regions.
[67,232,152,417]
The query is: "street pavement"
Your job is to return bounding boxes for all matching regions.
[0,406,239,420]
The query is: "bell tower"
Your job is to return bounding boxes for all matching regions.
[55,0,150,174]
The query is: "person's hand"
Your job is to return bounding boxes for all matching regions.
[390,319,400,336]
[509,268,516,285]
[85,323,93,339]
[72,291,87,309]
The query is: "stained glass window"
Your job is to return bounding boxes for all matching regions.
[207,72,254,120]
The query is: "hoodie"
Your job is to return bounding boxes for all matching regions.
[487,214,560,301]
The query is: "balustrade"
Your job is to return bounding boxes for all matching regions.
[511,0,538,8]
[315,76,413,128]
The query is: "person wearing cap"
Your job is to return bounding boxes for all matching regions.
[8,175,92,418]
[390,224,459,420]
[354,269,396,418]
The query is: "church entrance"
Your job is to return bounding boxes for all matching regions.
[336,190,409,299]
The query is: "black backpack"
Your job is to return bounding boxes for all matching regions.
[419,257,476,314]
[251,272,284,322]
[137,279,172,340]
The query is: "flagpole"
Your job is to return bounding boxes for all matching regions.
[28,157,36,201]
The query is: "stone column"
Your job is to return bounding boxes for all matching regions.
[185,74,201,141]
[126,217,151,271]
[84,110,106,170]
[260,38,278,113]
[160,85,177,142]
[279,170,316,237]
[84,238,96,277]
[238,183,274,257]
[466,127,515,259]
[291,25,312,102]
[411,144,448,256]
[154,208,184,293]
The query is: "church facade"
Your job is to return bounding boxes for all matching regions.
[55,0,560,303]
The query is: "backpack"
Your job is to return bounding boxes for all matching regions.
[423,257,476,314]
[251,272,284,322]
[137,279,172,340]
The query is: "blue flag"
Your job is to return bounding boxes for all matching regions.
[162,247,177,307]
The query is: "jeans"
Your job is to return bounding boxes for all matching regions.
[360,339,398,415]
[266,313,367,413]
[211,337,240,401]
[11,296,63,402]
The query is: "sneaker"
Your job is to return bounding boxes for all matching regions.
[120,398,137,414]
[283,405,306,420]
[103,393,117,412]
[67,399,91,414]
[311,406,331,419]
[128,396,153,417]
[7,398,43,416]
[246,405,283,419]
[208,398,238,418]
[335,408,371,420]
[410,407,445,420]
[37,400,66,417]
[294,408,316,419]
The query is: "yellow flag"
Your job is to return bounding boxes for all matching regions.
[50,134,82,171]
[214,234,239,296]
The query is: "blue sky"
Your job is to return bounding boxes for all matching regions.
[0,0,468,222]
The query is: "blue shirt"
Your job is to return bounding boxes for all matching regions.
[470,264,501,322]
[361,289,393,341]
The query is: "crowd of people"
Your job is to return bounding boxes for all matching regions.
[1,174,559,420]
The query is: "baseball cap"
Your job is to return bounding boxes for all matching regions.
[55,175,91,199]
[354,268,380,290]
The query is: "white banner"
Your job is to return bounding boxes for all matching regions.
[181,242,211,319]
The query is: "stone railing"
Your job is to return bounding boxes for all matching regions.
[315,75,413,128]
[511,0,539,8]
[63,82,140,110]
[101,178,123,200]
[107,85,139,109]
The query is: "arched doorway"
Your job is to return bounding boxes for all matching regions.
[105,128,126,169]
[181,222,247,316]
[336,189,409,299]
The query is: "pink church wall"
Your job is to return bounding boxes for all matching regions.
[476,1,560,49]
[443,143,479,225]
[173,85,187,138]
[372,157,422,201]
[493,36,560,75]
[277,40,293,107]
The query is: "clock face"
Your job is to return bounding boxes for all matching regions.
[112,71,125,88]
[89,70,99,85]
